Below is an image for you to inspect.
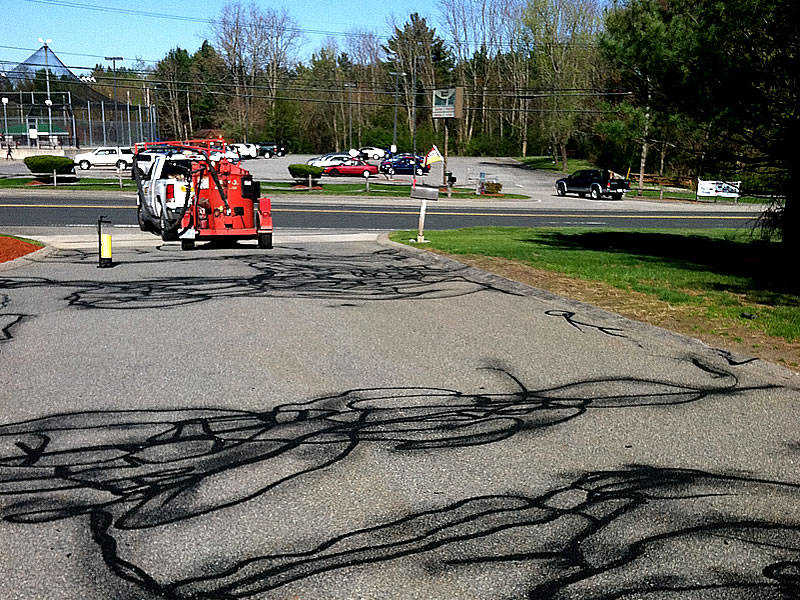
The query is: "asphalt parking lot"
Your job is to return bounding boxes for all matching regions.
[0,238,798,599]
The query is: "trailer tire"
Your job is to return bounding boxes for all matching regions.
[258,233,273,249]
[181,239,195,251]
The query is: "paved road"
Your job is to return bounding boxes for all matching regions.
[0,191,761,231]
[0,238,798,599]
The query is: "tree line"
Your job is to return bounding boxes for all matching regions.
[5,0,795,246]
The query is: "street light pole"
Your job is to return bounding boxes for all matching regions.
[38,38,53,144]
[105,56,123,145]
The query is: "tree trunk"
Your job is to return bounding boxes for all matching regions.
[639,82,652,192]
[560,142,568,173]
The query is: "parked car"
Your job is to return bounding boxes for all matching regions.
[307,153,351,167]
[74,146,134,170]
[322,158,379,177]
[230,143,259,159]
[379,155,430,176]
[555,169,630,200]
[358,146,386,161]
[257,142,287,158]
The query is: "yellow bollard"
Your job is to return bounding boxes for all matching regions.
[97,216,113,268]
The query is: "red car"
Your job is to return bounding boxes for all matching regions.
[322,158,379,177]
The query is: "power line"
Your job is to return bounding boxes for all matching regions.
[20,0,602,52]
[2,59,632,99]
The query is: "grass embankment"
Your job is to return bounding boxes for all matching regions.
[516,155,597,173]
[390,227,799,369]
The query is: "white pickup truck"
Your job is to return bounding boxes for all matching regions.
[74,146,135,170]
[136,154,194,236]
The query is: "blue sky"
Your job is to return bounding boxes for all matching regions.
[1,0,438,73]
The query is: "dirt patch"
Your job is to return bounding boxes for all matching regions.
[0,236,42,263]
[437,251,800,371]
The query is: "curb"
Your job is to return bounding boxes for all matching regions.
[0,243,57,272]
[377,233,800,386]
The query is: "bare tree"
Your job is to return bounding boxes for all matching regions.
[524,0,601,170]
[212,1,300,140]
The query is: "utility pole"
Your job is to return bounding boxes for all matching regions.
[38,38,53,145]
[105,56,123,145]
[343,83,355,150]
[389,70,406,151]
[411,58,417,157]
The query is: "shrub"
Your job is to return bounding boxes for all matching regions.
[484,181,503,194]
[24,155,75,175]
[288,163,324,179]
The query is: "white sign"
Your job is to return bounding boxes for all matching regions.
[28,128,38,139]
[432,87,463,119]
[697,180,741,198]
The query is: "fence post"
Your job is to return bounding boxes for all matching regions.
[53,169,57,187]
[101,101,107,146]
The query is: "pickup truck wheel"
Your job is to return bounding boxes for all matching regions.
[79,160,90,170]
[181,239,195,251]
[388,167,395,176]
[557,182,566,196]
[416,167,424,176]
[258,233,273,249]
[590,185,602,200]
[137,205,147,231]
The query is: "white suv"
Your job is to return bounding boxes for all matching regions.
[74,147,134,170]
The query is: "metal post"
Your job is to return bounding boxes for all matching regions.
[1,99,7,141]
[101,101,107,146]
[126,91,132,146]
[137,104,143,142]
[68,91,76,147]
[416,199,428,243]
[87,100,93,147]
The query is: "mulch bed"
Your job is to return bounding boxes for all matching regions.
[0,236,42,263]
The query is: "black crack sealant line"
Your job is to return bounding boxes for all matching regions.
[0,360,789,598]
[545,309,628,338]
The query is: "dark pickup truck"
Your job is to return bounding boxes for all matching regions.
[256,142,287,158]
[555,169,630,200]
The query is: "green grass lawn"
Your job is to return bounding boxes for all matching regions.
[0,177,137,190]
[632,188,775,205]
[390,226,799,347]
[515,156,598,174]
[0,177,527,199]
